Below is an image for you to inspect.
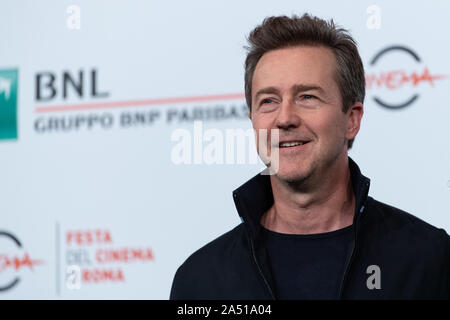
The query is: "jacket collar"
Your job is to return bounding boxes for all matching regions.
[232,156,371,237]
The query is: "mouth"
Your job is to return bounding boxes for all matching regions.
[277,140,311,149]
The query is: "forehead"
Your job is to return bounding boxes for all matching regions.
[252,45,339,94]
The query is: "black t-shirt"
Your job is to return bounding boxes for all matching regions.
[261,224,354,300]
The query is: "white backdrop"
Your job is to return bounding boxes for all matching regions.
[0,0,449,299]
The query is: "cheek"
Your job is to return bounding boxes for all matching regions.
[251,119,269,154]
[309,112,347,146]
[251,115,274,138]
[251,112,273,128]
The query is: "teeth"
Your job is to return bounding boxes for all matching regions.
[280,141,303,147]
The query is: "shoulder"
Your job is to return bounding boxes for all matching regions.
[170,223,248,299]
[364,196,450,248]
[179,223,247,268]
[363,197,450,295]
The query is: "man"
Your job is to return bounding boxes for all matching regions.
[170,14,450,299]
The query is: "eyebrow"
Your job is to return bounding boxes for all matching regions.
[254,84,326,101]
[291,84,325,96]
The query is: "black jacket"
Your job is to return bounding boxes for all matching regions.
[170,157,450,299]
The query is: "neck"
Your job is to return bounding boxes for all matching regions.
[261,154,355,234]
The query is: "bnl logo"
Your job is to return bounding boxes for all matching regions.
[0,69,18,140]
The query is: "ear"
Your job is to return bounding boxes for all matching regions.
[346,102,364,141]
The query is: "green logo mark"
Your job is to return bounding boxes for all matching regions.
[0,69,18,140]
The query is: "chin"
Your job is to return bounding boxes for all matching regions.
[273,163,313,184]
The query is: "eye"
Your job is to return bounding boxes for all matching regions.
[261,98,275,105]
[303,94,316,100]
[258,97,279,113]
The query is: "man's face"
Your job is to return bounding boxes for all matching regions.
[250,45,361,184]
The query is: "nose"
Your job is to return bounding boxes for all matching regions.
[275,98,301,130]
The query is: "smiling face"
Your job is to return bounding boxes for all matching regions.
[250,45,362,185]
